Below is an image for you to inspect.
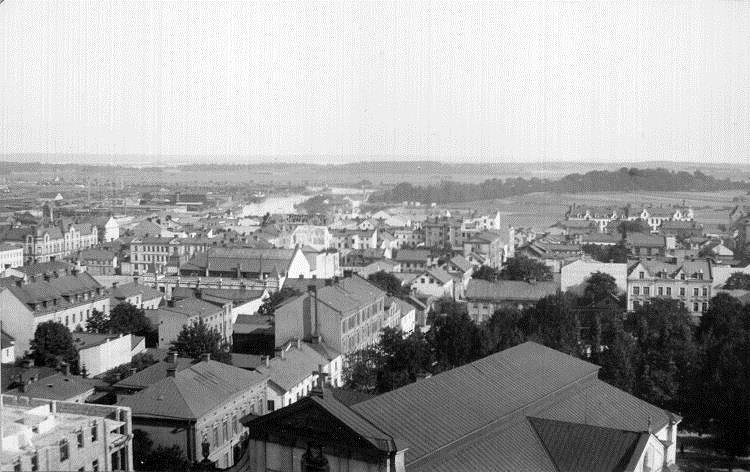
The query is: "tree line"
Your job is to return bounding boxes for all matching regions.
[369,168,746,203]
[343,273,749,466]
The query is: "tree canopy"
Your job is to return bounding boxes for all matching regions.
[582,272,619,305]
[30,321,79,371]
[582,241,628,263]
[108,303,154,337]
[368,271,410,297]
[723,272,750,290]
[471,265,502,283]
[85,308,109,334]
[499,255,552,282]
[257,287,301,317]
[171,318,231,363]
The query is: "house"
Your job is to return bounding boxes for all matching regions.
[0,242,24,270]
[627,259,713,316]
[1,223,98,264]
[393,298,417,334]
[393,248,432,272]
[274,275,400,355]
[560,259,628,295]
[117,355,268,469]
[393,228,424,248]
[357,259,401,278]
[565,205,621,232]
[145,296,233,350]
[253,338,343,412]
[625,233,668,258]
[232,315,275,355]
[288,225,332,251]
[5,366,97,403]
[465,278,559,322]
[242,342,680,472]
[110,279,164,310]
[408,267,455,299]
[301,246,340,279]
[424,217,462,249]
[179,246,312,280]
[76,248,118,275]
[579,232,621,246]
[72,332,146,377]
[2,260,76,282]
[462,230,514,268]
[1,394,133,472]
[0,272,110,354]
[172,286,268,323]
[517,242,582,273]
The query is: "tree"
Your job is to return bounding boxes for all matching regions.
[472,265,502,283]
[368,271,409,297]
[582,272,619,305]
[519,293,581,356]
[171,318,231,363]
[428,311,481,371]
[343,346,383,393]
[133,430,192,471]
[86,308,109,334]
[499,255,552,282]
[377,328,433,392]
[593,313,637,393]
[694,294,750,465]
[723,272,750,290]
[478,308,526,356]
[257,287,301,317]
[583,241,628,264]
[617,219,648,237]
[109,302,154,337]
[30,321,79,371]
[626,298,697,414]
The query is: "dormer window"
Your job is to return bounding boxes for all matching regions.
[638,271,644,279]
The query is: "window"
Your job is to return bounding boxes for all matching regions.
[693,288,699,296]
[693,303,699,312]
[13,462,21,472]
[59,439,69,461]
[639,271,644,279]
[31,454,38,472]
[643,287,650,296]
[702,303,707,312]
[702,288,708,297]
[632,286,640,295]
[91,424,98,442]
[92,460,99,472]
[680,288,686,296]
[77,430,84,448]
[680,274,685,280]
[213,425,219,447]
[657,287,663,296]
[232,415,239,435]
[666,287,672,296]
[223,420,229,442]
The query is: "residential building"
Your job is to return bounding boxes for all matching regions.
[110,279,164,310]
[465,278,559,322]
[518,242,584,273]
[560,260,628,295]
[0,242,23,270]
[626,233,668,258]
[72,332,146,377]
[627,259,713,316]
[172,286,268,323]
[424,217,461,249]
[274,275,399,355]
[117,356,267,469]
[179,246,311,280]
[288,225,332,251]
[0,272,110,354]
[145,296,232,350]
[393,248,433,272]
[103,216,120,242]
[1,395,133,472]
[302,246,340,279]
[5,368,97,403]
[330,229,378,250]
[76,248,118,275]
[393,228,424,248]
[1,223,98,263]
[409,267,455,299]
[242,342,680,472]
[254,338,343,412]
[129,236,177,275]
[462,229,515,268]
[565,205,621,232]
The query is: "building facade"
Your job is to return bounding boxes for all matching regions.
[627,259,712,316]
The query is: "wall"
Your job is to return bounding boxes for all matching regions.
[248,440,388,472]
[78,334,134,377]
[0,289,35,354]
[0,247,24,269]
[560,260,628,295]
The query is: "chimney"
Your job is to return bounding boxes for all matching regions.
[307,285,319,340]
[112,281,118,288]
[61,362,70,376]
[129,367,138,377]
[167,299,175,307]
[168,351,178,364]
[325,279,333,287]
[200,353,211,362]
[166,365,176,377]
[296,338,302,349]
[263,355,270,368]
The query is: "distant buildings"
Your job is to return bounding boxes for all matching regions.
[145,295,232,350]
[1,222,98,263]
[465,278,559,322]
[1,395,134,472]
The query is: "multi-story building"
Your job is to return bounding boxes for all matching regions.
[179,246,311,280]
[0,242,24,270]
[565,205,622,233]
[1,223,98,263]
[0,272,110,354]
[627,259,712,316]
[76,248,118,275]
[462,229,514,268]
[424,217,461,249]
[393,228,424,248]
[117,356,267,469]
[145,295,233,350]
[274,275,400,355]
[288,225,333,251]
[110,279,164,310]
[465,278,559,322]
[130,236,213,275]
[1,395,133,472]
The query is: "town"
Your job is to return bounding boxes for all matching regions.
[1,163,749,471]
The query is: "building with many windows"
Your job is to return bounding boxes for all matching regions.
[1,395,133,472]
[626,259,713,316]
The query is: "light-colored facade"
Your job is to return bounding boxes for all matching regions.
[0,243,24,270]
[289,225,333,251]
[1,395,133,472]
[10,224,99,263]
[409,268,455,299]
[560,260,628,295]
[103,216,120,242]
[145,297,232,350]
[627,260,713,315]
[74,333,145,377]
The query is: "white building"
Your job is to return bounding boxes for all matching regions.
[560,259,628,295]
[289,225,333,251]
[409,267,455,299]
[73,332,146,377]
[0,243,24,270]
[103,216,120,242]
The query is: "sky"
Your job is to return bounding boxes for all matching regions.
[1,1,748,164]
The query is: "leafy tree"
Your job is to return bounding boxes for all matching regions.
[694,293,750,464]
[617,219,649,237]
[582,241,628,263]
[499,255,552,282]
[723,272,750,290]
[30,321,79,371]
[257,287,301,317]
[109,302,153,337]
[86,308,109,334]
[100,352,158,384]
[171,318,231,363]
[472,265,502,283]
[428,311,481,371]
[478,308,526,356]
[343,346,383,393]
[582,272,619,305]
[626,298,697,414]
[592,313,637,393]
[519,293,581,356]
[377,328,433,392]
[368,271,409,297]
[133,430,192,471]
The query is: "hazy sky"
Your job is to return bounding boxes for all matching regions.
[1,1,748,163]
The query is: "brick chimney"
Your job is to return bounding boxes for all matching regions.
[168,351,178,364]
[166,365,177,377]
[200,353,211,362]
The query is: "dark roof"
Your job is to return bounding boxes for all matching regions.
[113,357,194,389]
[626,233,666,247]
[111,281,164,301]
[14,261,73,277]
[393,249,430,262]
[1,364,57,391]
[465,278,559,302]
[117,360,268,420]
[1,330,14,349]
[448,255,472,272]
[528,417,647,472]
[6,373,94,401]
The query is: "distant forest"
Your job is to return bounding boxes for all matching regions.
[369,168,748,204]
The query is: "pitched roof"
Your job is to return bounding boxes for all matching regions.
[626,233,666,247]
[113,357,194,389]
[117,360,267,420]
[465,278,558,302]
[393,249,430,262]
[448,255,472,273]
[111,281,164,301]
[253,343,333,392]
[6,373,94,401]
[419,267,453,285]
[351,342,600,465]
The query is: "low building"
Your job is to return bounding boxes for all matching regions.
[1,395,133,472]
[242,342,680,472]
[145,296,233,350]
[172,286,269,323]
[465,278,559,322]
[393,248,433,272]
[626,233,667,258]
[76,248,118,275]
[110,279,164,310]
[560,259,628,295]
[462,230,514,268]
[117,355,267,469]
[72,332,146,377]
[409,267,455,299]
[232,314,275,356]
